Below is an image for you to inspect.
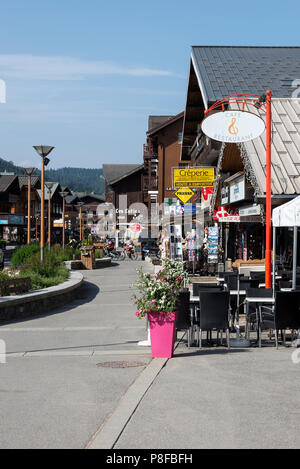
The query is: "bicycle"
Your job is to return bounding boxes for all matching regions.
[104,246,124,261]
[118,246,138,261]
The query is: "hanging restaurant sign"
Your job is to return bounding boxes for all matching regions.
[201,110,265,143]
[173,167,214,188]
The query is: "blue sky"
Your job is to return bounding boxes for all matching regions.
[0,0,299,169]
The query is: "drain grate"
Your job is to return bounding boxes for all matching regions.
[96,361,147,368]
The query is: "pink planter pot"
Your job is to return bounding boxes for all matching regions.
[148,311,177,358]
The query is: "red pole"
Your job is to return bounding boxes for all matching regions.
[265,90,272,289]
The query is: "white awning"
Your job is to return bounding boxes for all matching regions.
[272,195,300,227]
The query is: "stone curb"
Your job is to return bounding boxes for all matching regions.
[86,357,168,449]
[64,258,112,270]
[0,271,84,322]
[85,334,185,450]
[0,271,83,308]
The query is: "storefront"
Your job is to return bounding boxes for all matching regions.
[214,173,266,267]
[0,214,25,242]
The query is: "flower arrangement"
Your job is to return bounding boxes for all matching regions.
[134,259,186,319]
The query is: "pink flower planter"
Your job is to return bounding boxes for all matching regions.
[148,311,177,358]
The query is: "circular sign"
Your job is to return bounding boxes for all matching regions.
[201,110,265,143]
[130,223,141,233]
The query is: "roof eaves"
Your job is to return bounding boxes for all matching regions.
[146,112,184,136]
[190,49,209,109]
[110,164,144,185]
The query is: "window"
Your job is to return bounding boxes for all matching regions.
[281,79,294,87]
[178,132,183,144]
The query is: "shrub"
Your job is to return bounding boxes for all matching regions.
[11,244,79,268]
[19,266,69,290]
[11,242,40,268]
[49,246,75,263]
[95,249,102,259]
[11,243,70,291]
[0,271,13,282]
[133,259,187,319]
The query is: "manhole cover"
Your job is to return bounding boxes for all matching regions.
[96,361,147,368]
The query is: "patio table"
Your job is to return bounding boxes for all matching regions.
[245,297,274,304]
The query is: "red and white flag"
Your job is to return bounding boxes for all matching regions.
[201,186,213,201]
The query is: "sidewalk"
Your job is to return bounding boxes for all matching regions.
[0,261,153,449]
[2,260,300,449]
[114,340,300,449]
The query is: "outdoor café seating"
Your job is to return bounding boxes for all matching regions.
[176,290,192,347]
[218,271,238,279]
[249,271,266,283]
[273,291,300,348]
[197,291,230,349]
[192,285,223,338]
[245,288,273,346]
[192,282,221,296]
[188,268,300,349]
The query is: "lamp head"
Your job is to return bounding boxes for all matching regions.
[255,94,267,109]
[33,145,54,158]
[45,181,54,192]
[24,167,36,177]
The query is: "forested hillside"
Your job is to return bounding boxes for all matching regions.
[0,157,105,195]
[46,167,105,194]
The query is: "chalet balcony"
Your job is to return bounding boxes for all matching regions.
[143,176,158,192]
[143,144,158,160]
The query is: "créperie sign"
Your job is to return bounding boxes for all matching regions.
[201,110,265,143]
[173,167,214,188]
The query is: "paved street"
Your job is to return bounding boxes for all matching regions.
[2,260,300,449]
[0,261,152,449]
[115,342,300,449]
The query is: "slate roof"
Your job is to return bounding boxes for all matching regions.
[36,182,61,201]
[65,195,78,204]
[0,175,18,193]
[231,98,300,195]
[18,175,40,189]
[70,191,103,201]
[102,164,143,185]
[191,46,300,106]
[148,116,174,131]
[147,112,184,136]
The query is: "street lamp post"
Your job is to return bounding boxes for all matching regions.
[265,90,272,289]
[35,214,38,241]
[23,167,36,244]
[33,146,54,262]
[45,182,54,250]
[59,191,68,249]
[77,202,84,241]
[86,210,89,240]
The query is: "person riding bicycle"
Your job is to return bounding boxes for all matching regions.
[67,237,79,249]
[106,238,115,253]
[125,239,135,257]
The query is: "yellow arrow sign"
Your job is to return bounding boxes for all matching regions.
[175,187,195,204]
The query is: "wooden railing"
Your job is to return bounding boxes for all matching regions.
[0,277,32,296]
